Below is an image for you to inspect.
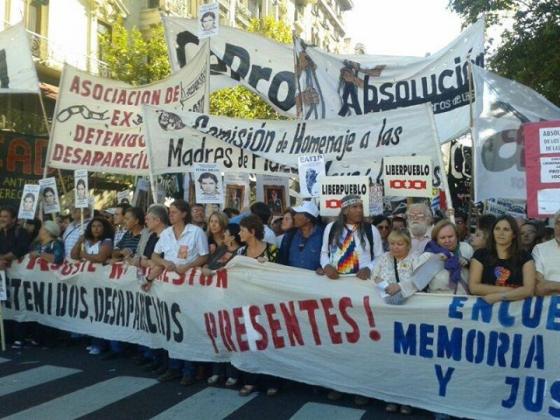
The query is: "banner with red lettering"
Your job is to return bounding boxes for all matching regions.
[4,256,560,419]
[47,44,209,175]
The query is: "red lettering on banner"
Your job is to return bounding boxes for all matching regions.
[204,313,219,353]
[232,307,249,351]
[299,299,322,345]
[363,296,381,341]
[264,303,285,349]
[279,301,304,346]
[321,298,342,344]
[339,297,360,343]
[249,305,269,350]
[219,309,237,352]
[109,263,125,280]
[216,270,228,288]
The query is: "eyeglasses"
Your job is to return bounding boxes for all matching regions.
[408,214,426,221]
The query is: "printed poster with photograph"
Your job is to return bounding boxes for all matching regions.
[224,173,250,211]
[193,163,223,204]
[198,3,219,39]
[298,155,325,198]
[74,169,89,209]
[117,190,132,204]
[39,177,61,214]
[256,175,290,216]
[18,184,40,220]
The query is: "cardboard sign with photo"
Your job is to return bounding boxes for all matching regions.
[39,177,61,214]
[224,173,250,211]
[256,175,290,216]
[298,155,325,198]
[194,164,223,204]
[74,169,89,209]
[18,184,40,220]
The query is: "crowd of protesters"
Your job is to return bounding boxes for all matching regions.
[1,195,559,415]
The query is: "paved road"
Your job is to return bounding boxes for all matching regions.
[0,345,434,419]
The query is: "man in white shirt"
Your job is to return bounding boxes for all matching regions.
[63,207,91,258]
[533,211,560,296]
[319,195,383,280]
[407,203,434,257]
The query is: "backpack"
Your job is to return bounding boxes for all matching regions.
[328,222,375,260]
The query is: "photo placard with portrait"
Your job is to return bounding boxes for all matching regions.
[39,177,61,214]
[298,154,325,198]
[256,175,290,216]
[193,163,223,204]
[18,184,40,220]
[74,169,89,209]
[198,3,219,39]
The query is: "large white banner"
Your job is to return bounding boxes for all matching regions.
[148,103,445,188]
[4,257,560,419]
[47,45,209,175]
[0,23,39,94]
[143,106,294,176]
[295,19,485,143]
[472,66,560,202]
[162,16,296,116]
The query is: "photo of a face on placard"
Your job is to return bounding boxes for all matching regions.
[39,177,61,214]
[265,185,285,215]
[194,164,223,204]
[225,185,244,211]
[198,3,219,39]
[18,184,40,220]
[74,169,89,209]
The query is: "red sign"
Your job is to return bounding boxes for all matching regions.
[523,120,560,218]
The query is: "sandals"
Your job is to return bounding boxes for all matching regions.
[207,374,221,385]
[239,385,256,396]
[225,377,238,387]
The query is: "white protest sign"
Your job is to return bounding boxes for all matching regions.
[193,163,223,204]
[0,23,39,94]
[256,175,290,216]
[198,3,219,39]
[319,176,370,216]
[162,16,296,115]
[74,169,89,209]
[18,184,40,220]
[383,156,433,197]
[152,103,442,178]
[369,184,384,216]
[540,157,560,183]
[539,127,560,154]
[472,66,560,201]
[298,155,325,198]
[117,190,132,204]
[47,45,209,175]
[39,177,61,214]
[143,106,294,176]
[295,19,484,143]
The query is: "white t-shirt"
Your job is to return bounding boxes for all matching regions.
[154,224,209,265]
[532,239,560,282]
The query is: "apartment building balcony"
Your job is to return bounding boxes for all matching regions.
[318,0,346,35]
[28,29,111,80]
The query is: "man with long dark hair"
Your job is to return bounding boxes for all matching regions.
[319,195,383,281]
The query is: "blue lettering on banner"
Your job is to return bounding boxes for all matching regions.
[434,364,455,396]
[547,296,560,331]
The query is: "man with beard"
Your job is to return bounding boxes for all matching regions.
[407,203,434,257]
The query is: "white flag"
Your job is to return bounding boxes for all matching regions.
[0,23,39,94]
[472,66,560,202]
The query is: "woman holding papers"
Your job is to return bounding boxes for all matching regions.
[469,215,536,304]
[425,220,473,295]
[372,229,420,305]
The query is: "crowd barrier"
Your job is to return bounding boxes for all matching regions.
[3,256,560,419]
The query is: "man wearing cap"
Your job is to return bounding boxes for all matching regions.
[320,195,383,280]
[279,201,324,270]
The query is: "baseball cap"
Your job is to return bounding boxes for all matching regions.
[293,201,319,218]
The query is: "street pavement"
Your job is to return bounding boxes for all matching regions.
[0,344,435,419]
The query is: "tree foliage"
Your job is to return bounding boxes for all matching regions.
[209,16,293,119]
[449,0,560,105]
[99,19,170,86]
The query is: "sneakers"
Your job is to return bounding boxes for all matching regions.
[207,375,221,385]
[11,340,23,349]
[88,346,102,355]
[180,374,195,386]
[225,377,238,387]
